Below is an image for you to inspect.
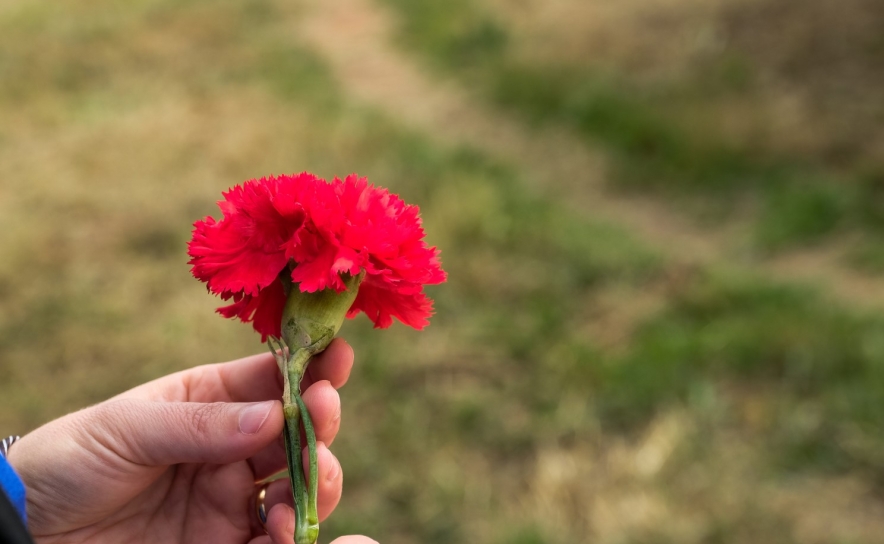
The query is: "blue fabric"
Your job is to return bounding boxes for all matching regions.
[0,455,26,523]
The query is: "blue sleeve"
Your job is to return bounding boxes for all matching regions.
[0,455,26,523]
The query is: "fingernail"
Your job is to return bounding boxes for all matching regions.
[239,401,274,435]
[326,453,341,482]
[315,441,338,482]
[284,504,295,534]
[327,460,340,483]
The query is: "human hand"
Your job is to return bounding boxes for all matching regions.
[7,339,375,544]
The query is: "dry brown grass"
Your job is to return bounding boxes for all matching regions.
[487,0,884,166]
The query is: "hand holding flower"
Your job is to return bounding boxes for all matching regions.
[8,343,374,544]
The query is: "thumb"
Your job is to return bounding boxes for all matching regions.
[83,398,283,467]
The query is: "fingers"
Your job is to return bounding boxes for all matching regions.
[121,338,354,404]
[119,352,282,404]
[249,444,343,542]
[302,339,354,391]
[249,433,287,482]
[215,352,285,403]
[251,527,378,544]
[258,442,343,524]
[301,381,342,446]
[248,380,342,480]
[97,354,344,477]
[311,442,344,522]
[83,398,284,467]
[214,338,353,402]
[330,537,380,544]
[262,505,380,544]
[265,504,295,544]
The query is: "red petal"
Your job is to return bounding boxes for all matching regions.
[216,279,286,340]
[347,279,434,329]
[290,241,344,292]
[189,217,289,296]
[188,176,310,296]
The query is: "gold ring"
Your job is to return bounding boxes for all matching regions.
[256,483,269,532]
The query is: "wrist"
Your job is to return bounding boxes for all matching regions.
[1,436,21,459]
[2,435,25,485]
[0,435,28,524]
[3,436,24,477]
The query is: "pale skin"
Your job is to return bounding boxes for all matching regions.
[7,339,374,544]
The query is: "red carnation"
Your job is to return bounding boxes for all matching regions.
[188,173,444,544]
[188,173,446,339]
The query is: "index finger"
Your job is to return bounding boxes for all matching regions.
[217,338,353,401]
[119,338,354,403]
[301,338,354,392]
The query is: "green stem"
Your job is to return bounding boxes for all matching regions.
[272,272,365,544]
[295,394,319,534]
[286,349,319,544]
[283,411,307,529]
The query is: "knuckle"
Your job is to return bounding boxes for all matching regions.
[90,398,138,429]
[189,403,225,435]
[79,398,144,462]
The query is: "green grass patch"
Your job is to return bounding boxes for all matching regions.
[381,0,881,251]
[599,272,884,476]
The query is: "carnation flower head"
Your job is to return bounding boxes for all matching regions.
[188,173,446,340]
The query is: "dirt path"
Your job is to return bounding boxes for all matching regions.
[297,0,884,312]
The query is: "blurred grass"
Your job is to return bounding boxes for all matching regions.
[382,0,884,253]
[2,0,884,543]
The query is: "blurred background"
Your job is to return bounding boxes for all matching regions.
[2,0,884,542]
